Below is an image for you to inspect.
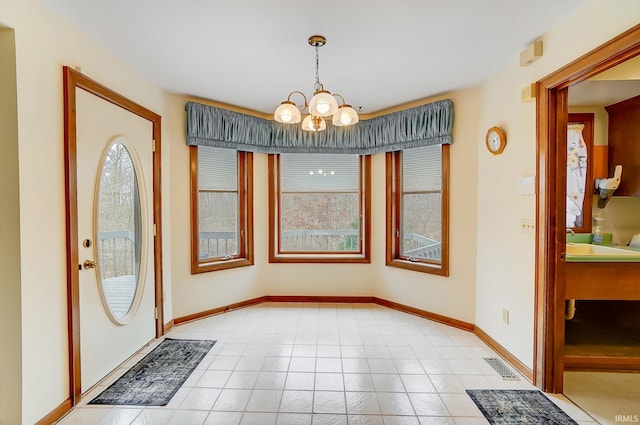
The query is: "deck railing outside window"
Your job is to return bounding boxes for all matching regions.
[198,230,439,260]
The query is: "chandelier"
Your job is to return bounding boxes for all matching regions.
[273,35,359,132]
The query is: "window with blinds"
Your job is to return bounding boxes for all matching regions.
[191,146,253,273]
[387,145,449,276]
[269,153,371,263]
[198,146,239,260]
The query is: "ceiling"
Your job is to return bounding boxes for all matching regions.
[41,0,587,115]
[569,56,640,107]
[569,80,640,107]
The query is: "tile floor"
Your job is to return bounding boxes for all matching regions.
[57,303,598,425]
[564,371,640,425]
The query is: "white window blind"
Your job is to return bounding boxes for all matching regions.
[403,145,442,192]
[198,146,237,191]
[280,153,359,192]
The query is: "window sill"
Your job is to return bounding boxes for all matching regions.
[386,258,448,276]
[191,257,253,274]
[269,253,370,264]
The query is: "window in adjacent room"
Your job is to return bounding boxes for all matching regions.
[190,146,253,273]
[386,144,449,275]
[268,153,371,263]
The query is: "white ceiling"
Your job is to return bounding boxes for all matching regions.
[41,0,587,114]
[569,56,640,107]
[569,80,640,107]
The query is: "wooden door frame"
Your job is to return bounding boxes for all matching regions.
[63,66,164,404]
[535,24,640,393]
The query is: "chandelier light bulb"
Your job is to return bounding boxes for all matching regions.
[332,104,359,127]
[274,101,301,124]
[309,90,338,117]
[281,111,293,123]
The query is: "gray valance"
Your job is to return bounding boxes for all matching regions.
[186,98,453,154]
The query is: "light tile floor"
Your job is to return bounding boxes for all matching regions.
[564,371,640,425]
[57,303,598,425]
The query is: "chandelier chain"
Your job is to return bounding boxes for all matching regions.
[314,44,322,92]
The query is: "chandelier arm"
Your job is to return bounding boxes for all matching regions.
[287,91,309,110]
[332,93,346,106]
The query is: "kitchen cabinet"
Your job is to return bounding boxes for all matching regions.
[606,94,640,196]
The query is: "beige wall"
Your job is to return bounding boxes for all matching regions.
[474,1,640,369]
[0,25,22,425]
[0,0,173,422]
[373,88,481,324]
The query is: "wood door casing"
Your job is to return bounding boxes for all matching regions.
[63,67,164,404]
[535,24,640,393]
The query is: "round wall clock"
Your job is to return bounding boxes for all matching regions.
[485,126,506,155]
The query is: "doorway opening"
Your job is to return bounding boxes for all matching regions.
[535,24,640,393]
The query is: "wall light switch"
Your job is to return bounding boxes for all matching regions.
[521,218,535,235]
[502,308,510,325]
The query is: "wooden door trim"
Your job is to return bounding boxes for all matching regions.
[63,66,163,404]
[535,24,640,393]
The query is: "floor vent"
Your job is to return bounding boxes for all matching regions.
[483,357,520,380]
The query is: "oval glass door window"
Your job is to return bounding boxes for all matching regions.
[96,138,146,324]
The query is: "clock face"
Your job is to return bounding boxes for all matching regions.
[486,127,505,155]
[489,132,500,151]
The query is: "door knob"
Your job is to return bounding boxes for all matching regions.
[82,260,97,269]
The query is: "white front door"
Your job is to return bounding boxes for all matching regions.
[75,88,156,392]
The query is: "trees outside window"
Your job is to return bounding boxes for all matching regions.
[268,153,371,263]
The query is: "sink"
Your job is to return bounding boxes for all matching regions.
[566,243,640,262]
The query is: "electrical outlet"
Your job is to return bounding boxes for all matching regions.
[521,218,535,235]
[502,308,510,325]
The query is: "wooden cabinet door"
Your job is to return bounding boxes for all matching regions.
[606,94,640,196]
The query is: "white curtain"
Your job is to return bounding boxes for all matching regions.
[566,123,587,227]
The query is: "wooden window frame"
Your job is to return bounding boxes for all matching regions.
[268,154,371,263]
[385,145,450,276]
[190,146,254,273]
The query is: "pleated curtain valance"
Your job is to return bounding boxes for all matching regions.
[185,98,453,155]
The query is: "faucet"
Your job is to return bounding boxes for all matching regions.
[566,228,575,237]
